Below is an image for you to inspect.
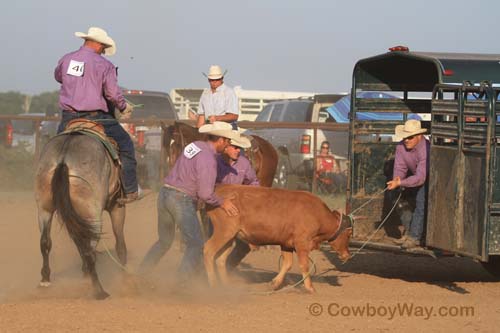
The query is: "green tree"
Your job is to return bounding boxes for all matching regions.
[31,91,59,116]
[0,91,26,115]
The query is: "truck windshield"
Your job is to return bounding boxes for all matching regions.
[125,95,177,119]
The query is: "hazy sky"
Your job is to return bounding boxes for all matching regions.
[2,0,500,95]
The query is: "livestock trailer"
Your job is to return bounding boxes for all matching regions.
[347,46,500,274]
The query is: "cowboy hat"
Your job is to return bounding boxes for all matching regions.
[230,134,251,149]
[199,121,238,139]
[75,27,116,56]
[203,65,227,80]
[395,119,427,141]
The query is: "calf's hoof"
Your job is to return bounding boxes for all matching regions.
[304,286,316,294]
[270,278,283,290]
[207,277,218,288]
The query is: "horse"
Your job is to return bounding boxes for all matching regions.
[34,125,126,300]
[163,121,278,187]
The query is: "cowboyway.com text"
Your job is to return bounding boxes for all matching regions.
[308,302,474,320]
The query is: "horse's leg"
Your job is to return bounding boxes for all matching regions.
[38,209,54,287]
[270,248,293,290]
[76,245,90,276]
[81,242,109,300]
[226,238,251,271]
[74,219,109,300]
[109,204,127,265]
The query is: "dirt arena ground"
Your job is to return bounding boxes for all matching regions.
[1,190,500,332]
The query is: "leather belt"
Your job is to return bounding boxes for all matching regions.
[64,110,104,117]
[163,183,191,196]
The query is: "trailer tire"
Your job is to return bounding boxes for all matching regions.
[481,256,500,279]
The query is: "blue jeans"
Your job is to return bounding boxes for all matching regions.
[407,184,427,242]
[139,187,203,278]
[57,111,138,193]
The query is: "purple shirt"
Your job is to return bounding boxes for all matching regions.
[216,154,259,186]
[393,138,430,188]
[164,141,222,206]
[55,46,127,112]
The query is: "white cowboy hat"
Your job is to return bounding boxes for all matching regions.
[75,27,116,56]
[230,134,251,149]
[203,65,227,80]
[395,119,427,141]
[199,121,238,139]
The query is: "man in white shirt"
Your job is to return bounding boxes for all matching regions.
[196,65,239,129]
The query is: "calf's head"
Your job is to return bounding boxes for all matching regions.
[328,214,353,263]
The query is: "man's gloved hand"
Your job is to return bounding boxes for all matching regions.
[121,103,134,120]
[115,102,134,120]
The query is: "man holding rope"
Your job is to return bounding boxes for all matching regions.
[54,27,138,204]
[387,119,430,250]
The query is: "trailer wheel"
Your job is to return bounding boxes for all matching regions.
[481,256,500,278]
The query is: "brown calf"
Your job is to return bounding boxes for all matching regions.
[204,184,352,292]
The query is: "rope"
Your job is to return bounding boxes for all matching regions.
[349,186,389,217]
[314,188,403,277]
[99,238,133,274]
[249,255,317,295]
[346,189,402,260]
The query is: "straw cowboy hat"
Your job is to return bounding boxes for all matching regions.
[230,134,251,149]
[203,65,227,80]
[75,27,116,56]
[199,121,239,139]
[395,119,427,141]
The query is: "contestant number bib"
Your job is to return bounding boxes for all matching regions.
[67,60,85,77]
[184,143,201,159]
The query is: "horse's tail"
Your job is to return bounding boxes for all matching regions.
[52,162,100,243]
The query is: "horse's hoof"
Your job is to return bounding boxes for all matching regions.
[39,281,51,288]
[95,291,110,300]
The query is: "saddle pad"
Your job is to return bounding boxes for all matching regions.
[60,119,120,162]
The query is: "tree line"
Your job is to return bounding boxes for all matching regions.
[0,91,59,116]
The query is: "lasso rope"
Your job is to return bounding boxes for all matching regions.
[249,256,317,295]
[315,187,402,279]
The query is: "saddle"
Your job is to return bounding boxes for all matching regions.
[60,119,120,163]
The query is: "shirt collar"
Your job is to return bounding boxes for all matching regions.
[80,45,97,54]
[214,83,225,93]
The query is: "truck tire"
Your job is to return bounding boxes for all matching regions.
[274,155,290,188]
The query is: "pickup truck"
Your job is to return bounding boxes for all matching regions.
[121,89,178,189]
[247,94,349,189]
